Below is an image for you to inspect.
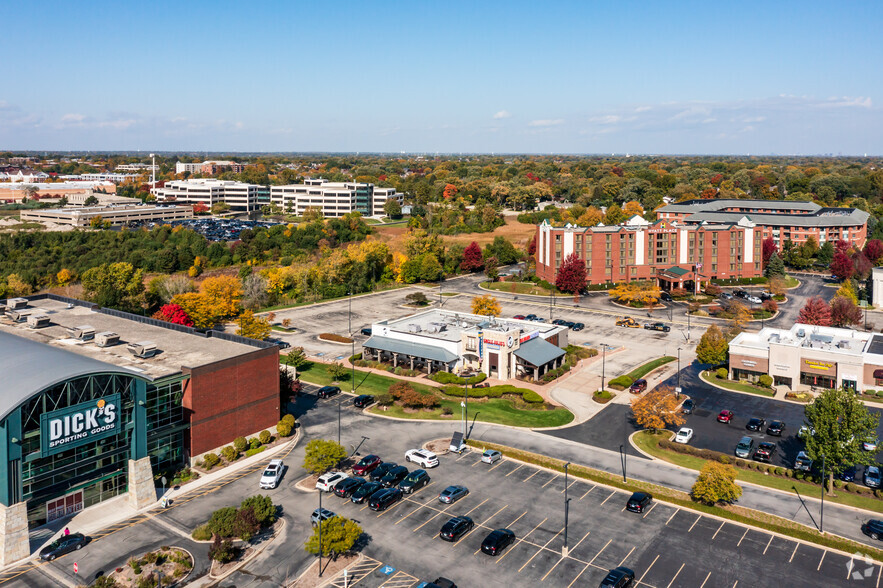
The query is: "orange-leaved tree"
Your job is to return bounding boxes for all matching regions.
[608,281,660,309]
[471,294,501,317]
[631,386,685,433]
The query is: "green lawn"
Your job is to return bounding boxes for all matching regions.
[258,283,410,312]
[480,281,554,296]
[624,356,676,381]
[700,371,776,397]
[784,275,800,288]
[296,361,438,396]
[634,431,883,513]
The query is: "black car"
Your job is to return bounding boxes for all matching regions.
[862,520,883,541]
[563,321,576,329]
[552,319,567,325]
[746,417,766,431]
[766,420,786,436]
[643,322,670,332]
[720,292,734,300]
[839,466,858,482]
[353,394,375,408]
[317,386,341,399]
[334,476,366,498]
[368,487,403,511]
[681,398,694,414]
[398,469,430,494]
[626,492,652,513]
[659,291,672,302]
[600,566,636,588]
[427,579,458,588]
[39,533,86,560]
[369,462,398,482]
[525,314,538,321]
[481,528,516,556]
[754,442,777,462]
[734,289,748,299]
[572,322,585,331]
[380,465,409,487]
[759,291,773,301]
[439,516,475,542]
[351,481,383,504]
[361,327,372,336]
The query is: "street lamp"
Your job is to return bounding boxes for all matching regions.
[318,490,323,577]
[676,347,682,399]
[821,453,826,534]
[563,462,572,557]
[461,381,471,439]
[601,343,607,392]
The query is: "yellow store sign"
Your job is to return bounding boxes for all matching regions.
[803,359,834,371]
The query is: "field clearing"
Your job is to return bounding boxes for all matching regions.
[374,216,535,253]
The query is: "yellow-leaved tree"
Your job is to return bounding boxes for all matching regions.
[471,294,501,317]
[631,386,685,433]
[200,276,242,318]
[608,281,661,308]
[171,292,221,329]
[236,310,271,340]
[622,201,645,218]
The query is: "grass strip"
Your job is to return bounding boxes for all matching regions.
[624,356,676,381]
[480,280,554,296]
[700,371,776,397]
[465,439,883,561]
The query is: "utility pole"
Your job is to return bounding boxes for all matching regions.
[563,462,571,557]
[318,490,323,577]
[821,454,825,534]
[461,381,470,439]
[601,344,607,392]
[676,347,682,399]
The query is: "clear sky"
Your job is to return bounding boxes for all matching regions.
[2,1,882,154]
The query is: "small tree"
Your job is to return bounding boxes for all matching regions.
[328,362,348,381]
[608,281,660,308]
[695,324,728,365]
[835,279,858,304]
[383,198,402,219]
[768,276,787,296]
[405,292,429,306]
[761,237,778,266]
[236,310,271,340]
[460,241,484,272]
[304,515,363,560]
[471,294,501,317]
[302,439,348,475]
[555,253,587,294]
[764,253,785,277]
[830,296,862,328]
[691,461,742,505]
[798,297,832,326]
[630,386,685,433]
[283,347,308,368]
[831,250,855,281]
[726,300,752,333]
[208,536,237,563]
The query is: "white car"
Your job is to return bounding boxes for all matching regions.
[746,295,762,304]
[259,459,284,489]
[864,438,879,452]
[405,449,439,468]
[674,428,694,444]
[315,471,349,492]
[481,449,502,464]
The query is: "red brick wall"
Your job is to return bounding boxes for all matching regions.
[183,347,280,457]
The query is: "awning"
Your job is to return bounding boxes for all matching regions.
[514,337,565,367]
[874,369,883,379]
[363,335,458,363]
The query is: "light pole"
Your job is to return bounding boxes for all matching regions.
[318,490,323,577]
[563,462,571,556]
[821,454,826,534]
[619,443,627,482]
[461,381,470,439]
[601,344,607,392]
[676,347,682,399]
[550,289,555,322]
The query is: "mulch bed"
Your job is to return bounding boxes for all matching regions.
[292,553,359,587]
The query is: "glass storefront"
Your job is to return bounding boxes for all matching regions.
[800,372,836,389]
[732,368,763,383]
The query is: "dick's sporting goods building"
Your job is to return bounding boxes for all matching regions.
[0,295,279,564]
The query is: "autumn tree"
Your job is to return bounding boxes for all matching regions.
[798,297,832,326]
[726,300,752,333]
[835,279,858,304]
[302,439,348,475]
[236,310,271,340]
[631,386,685,433]
[608,281,660,308]
[695,324,728,365]
[604,204,624,225]
[761,237,778,265]
[830,250,855,281]
[460,241,484,272]
[471,294,501,317]
[691,462,742,505]
[768,275,787,296]
[864,239,883,265]
[153,303,194,327]
[442,183,458,200]
[576,206,603,227]
[171,292,221,329]
[830,296,862,328]
[555,253,587,294]
[81,262,144,312]
[56,268,75,287]
[201,275,242,318]
[621,200,644,218]
[852,251,872,280]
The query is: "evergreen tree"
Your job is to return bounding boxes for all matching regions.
[764,253,785,277]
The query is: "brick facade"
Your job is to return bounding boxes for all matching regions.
[183,347,280,457]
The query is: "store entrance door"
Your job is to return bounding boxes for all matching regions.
[47,491,83,523]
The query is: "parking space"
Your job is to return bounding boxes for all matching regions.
[315,447,881,587]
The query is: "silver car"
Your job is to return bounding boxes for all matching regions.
[865,466,882,488]
[735,436,754,459]
[481,450,502,464]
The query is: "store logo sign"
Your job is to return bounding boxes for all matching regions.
[41,394,121,457]
[804,359,834,371]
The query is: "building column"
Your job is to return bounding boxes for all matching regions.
[410,356,415,370]
[0,502,28,566]
[393,354,398,368]
[445,362,451,373]
[534,366,539,381]
[427,360,433,375]
[128,456,156,511]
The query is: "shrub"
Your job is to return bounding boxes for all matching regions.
[130,558,142,575]
[758,375,773,388]
[221,446,238,462]
[833,479,844,489]
[233,437,248,452]
[259,430,272,444]
[785,469,793,478]
[276,420,293,437]
[715,367,728,379]
[207,506,239,538]
[608,375,633,390]
[846,482,857,493]
[232,506,260,541]
[705,283,722,296]
[203,453,220,469]
[249,438,261,450]
[245,446,267,457]
[775,468,784,476]
[375,393,394,406]
[878,390,883,398]
[441,406,453,416]
[522,390,544,403]
[192,524,212,541]
[241,495,276,526]
[281,414,296,427]
[208,536,237,564]
[718,455,731,464]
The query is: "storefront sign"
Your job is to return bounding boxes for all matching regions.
[803,359,834,371]
[40,394,120,457]
[741,360,757,367]
[520,331,539,344]
[483,337,506,347]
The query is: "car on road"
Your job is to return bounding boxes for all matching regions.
[573,322,585,331]
[839,466,858,482]
[316,471,349,492]
[350,481,383,504]
[766,420,786,436]
[674,427,694,444]
[735,436,754,459]
[626,492,653,513]
[353,394,375,408]
[310,508,336,527]
[734,289,748,299]
[864,438,879,452]
[317,386,341,399]
[439,516,474,542]
[259,459,284,489]
[481,528,516,556]
[717,410,734,423]
[513,315,526,320]
[481,449,503,464]
[39,533,86,560]
[753,442,777,462]
[681,398,694,414]
[398,469,430,494]
[629,379,648,394]
[865,466,882,488]
[525,314,538,321]
[659,291,672,302]
[368,487,403,511]
[862,520,883,541]
[746,417,766,432]
[380,465,409,487]
[334,476,367,498]
[405,449,439,468]
[720,292,735,301]
[794,451,813,471]
[439,485,469,504]
[746,295,762,304]
[370,462,398,482]
[616,317,640,328]
[600,566,636,588]
[360,327,372,336]
[353,454,382,476]
[643,322,670,332]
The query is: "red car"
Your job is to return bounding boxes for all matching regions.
[352,454,382,476]
[717,410,734,423]
[513,315,526,320]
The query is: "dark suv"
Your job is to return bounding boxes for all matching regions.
[746,417,766,432]
[626,492,652,513]
[754,442,777,462]
[368,487,402,511]
[369,462,397,482]
[600,566,635,587]
[317,386,340,399]
[862,520,883,541]
[439,516,474,542]
[629,379,648,394]
[333,477,366,498]
[353,394,375,408]
[350,481,383,504]
[398,469,430,494]
[766,420,786,436]
[380,465,409,487]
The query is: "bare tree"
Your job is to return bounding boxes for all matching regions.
[242,273,270,310]
[156,275,196,303]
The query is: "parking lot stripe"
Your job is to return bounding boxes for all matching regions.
[464,497,489,515]
[737,527,749,546]
[642,503,657,518]
[506,464,524,477]
[588,539,612,567]
[763,535,774,554]
[711,520,726,540]
[618,546,635,567]
[579,486,595,500]
[505,510,528,529]
[688,514,701,532]
[637,554,659,586]
[518,526,564,573]
[665,508,679,525]
[665,563,685,588]
[489,459,508,472]
[570,529,592,553]
[471,458,484,467]
[455,451,472,462]
[877,563,881,588]
[789,543,799,563]
[600,490,616,506]
[699,572,712,588]
[494,515,539,565]
[540,555,566,582]
[542,474,559,488]
[561,479,578,494]
[817,550,826,571]
[567,564,591,588]
[524,469,541,482]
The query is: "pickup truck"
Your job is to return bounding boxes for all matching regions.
[643,322,671,332]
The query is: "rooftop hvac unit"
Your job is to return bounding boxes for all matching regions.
[127,341,158,358]
[95,332,120,348]
[6,298,27,310]
[27,314,49,329]
[72,325,95,341]
[7,309,31,323]
[407,324,422,333]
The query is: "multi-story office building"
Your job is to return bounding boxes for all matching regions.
[270,179,403,217]
[21,205,194,227]
[535,216,762,290]
[152,179,269,213]
[655,199,869,248]
[175,160,246,175]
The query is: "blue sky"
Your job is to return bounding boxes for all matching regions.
[2,1,882,154]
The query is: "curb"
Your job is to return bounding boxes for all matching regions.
[207,518,287,582]
[698,370,809,406]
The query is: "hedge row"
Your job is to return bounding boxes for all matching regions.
[608,375,633,390]
[441,384,544,403]
[430,372,488,385]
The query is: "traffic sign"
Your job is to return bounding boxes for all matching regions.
[73,563,78,574]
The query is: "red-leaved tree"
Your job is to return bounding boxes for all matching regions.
[153,303,194,327]
[831,250,855,281]
[761,237,778,266]
[555,253,587,294]
[460,241,484,272]
[852,251,872,280]
[864,239,883,265]
[443,184,458,200]
[527,234,537,257]
[798,297,832,326]
[830,296,862,328]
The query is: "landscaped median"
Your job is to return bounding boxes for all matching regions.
[632,430,883,513]
[466,438,883,561]
[296,361,574,428]
[700,369,776,397]
[608,356,676,391]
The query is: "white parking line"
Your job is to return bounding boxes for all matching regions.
[665,508,679,525]
[637,554,659,586]
[817,550,826,571]
[506,464,524,477]
[561,480,578,494]
[737,528,749,546]
[642,503,657,518]
[711,520,726,540]
[600,490,616,506]
[524,470,541,483]
[618,546,635,567]
[666,563,685,588]
[489,459,508,472]
[580,486,595,500]
[518,526,564,573]
[789,543,799,563]
[763,535,774,555]
[568,563,591,588]
[688,514,701,532]
[588,539,612,567]
[699,572,712,588]
[541,474,560,488]
[455,452,472,462]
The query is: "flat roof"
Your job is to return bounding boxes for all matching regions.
[658,199,822,213]
[378,309,563,343]
[684,209,868,227]
[730,323,873,357]
[0,297,264,381]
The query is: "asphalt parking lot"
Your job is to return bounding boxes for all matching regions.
[314,446,881,588]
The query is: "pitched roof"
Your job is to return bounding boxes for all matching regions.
[363,335,458,363]
[514,337,565,367]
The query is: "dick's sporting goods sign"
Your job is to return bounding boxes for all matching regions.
[40,395,120,457]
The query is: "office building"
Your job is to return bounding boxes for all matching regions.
[270,179,403,217]
[152,179,269,213]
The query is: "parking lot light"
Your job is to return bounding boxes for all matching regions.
[563,462,571,557]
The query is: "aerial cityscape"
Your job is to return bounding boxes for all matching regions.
[1,2,883,588]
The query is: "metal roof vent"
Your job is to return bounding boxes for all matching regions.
[6,298,28,310]
[95,332,120,347]
[127,341,158,358]
[7,309,31,323]
[27,314,49,329]
[71,325,95,341]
